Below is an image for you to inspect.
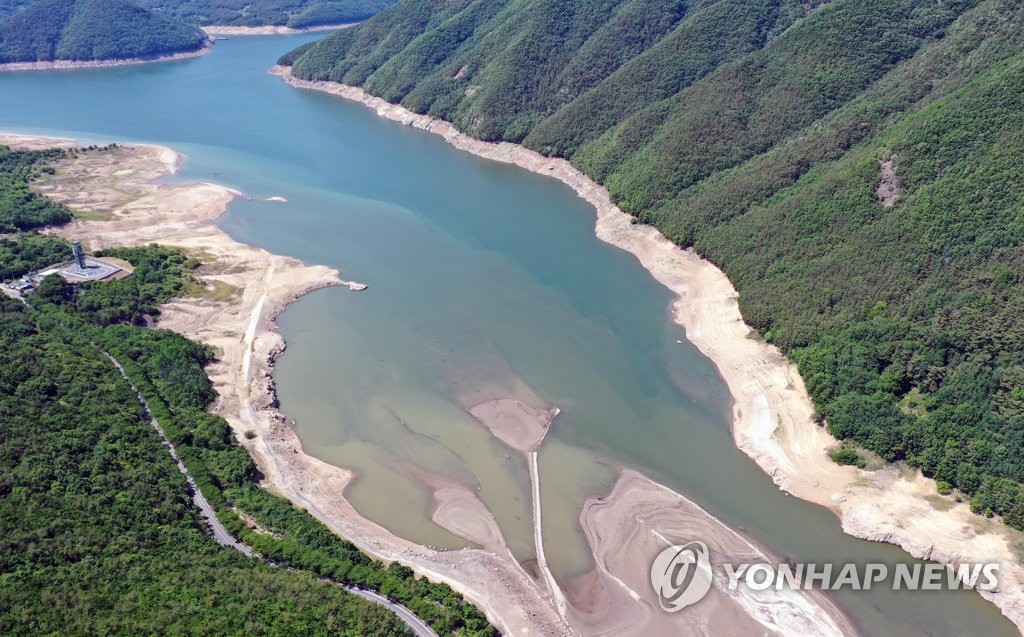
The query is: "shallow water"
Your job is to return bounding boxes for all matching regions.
[0,34,1017,636]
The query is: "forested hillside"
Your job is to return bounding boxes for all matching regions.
[137,0,395,28]
[286,0,1024,528]
[0,0,30,20]
[0,295,412,635]
[0,148,496,635]
[0,0,207,63]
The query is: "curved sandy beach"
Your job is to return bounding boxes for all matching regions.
[0,43,212,72]
[268,66,1024,633]
[2,130,863,635]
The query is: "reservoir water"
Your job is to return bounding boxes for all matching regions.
[0,35,1016,637]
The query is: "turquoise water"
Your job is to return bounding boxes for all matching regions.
[0,35,1017,637]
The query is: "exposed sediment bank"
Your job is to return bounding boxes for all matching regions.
[0,43,212,72]
[269,66,1024,633]
[397,464,509,556]
[469,398,558,454]
[4,132,567,637]
[5,128,862,635]
[573,469,857,636]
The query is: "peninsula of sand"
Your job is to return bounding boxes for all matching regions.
[269,65,1024,632]
[0,42,212,72]
[2,130,864,636]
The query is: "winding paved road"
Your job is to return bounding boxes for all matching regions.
[25,292,439,637]
[97,343,436,637]
[344,587,436,637]
[100,350,255,556]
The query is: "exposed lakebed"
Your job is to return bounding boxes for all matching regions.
[0,34,1015,637]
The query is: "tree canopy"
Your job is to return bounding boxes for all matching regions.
[135,0,396,28]
[286,0,1024,529]
[0,0,208,63]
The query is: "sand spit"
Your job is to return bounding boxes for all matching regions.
[0,43,212,72]
[469,398,558,453]
[572,469,857,636]
[202,24,356,36]
[466,391,568,620]
[398,464,509,556]
[3,132,567,637]
[271,66,1024,632]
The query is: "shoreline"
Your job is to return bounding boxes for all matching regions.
[270,65,1024,632]
[0,132,569,637]
[572,469,858,636]
[201,23,356,36]
[0,42,212,72]
[3,130,861,635]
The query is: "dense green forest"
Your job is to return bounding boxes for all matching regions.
[0,0,30,21]
[135,0,395,28]
[0,149,496,633]
[0,0,207,63]
[0,0,394,27]
[0,233,69,280]
[24,242,496,636]
[287,1,395,29]
[286,0,1024,528]
[0,146,73,230]
[0,276,412,635]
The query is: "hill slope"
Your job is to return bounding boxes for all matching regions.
[0,0,208,64]
[135,0,396,28]
[0,0,31,21]
[286,0,1024,529]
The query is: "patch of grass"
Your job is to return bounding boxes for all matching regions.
[71,209,113,221]
[181,276,241,303]
[924,494,954,512]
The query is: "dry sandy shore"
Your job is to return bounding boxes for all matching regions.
[270,66,1024,632]
[469,398,558,453]
[5,130,859,635]
[0,43,212,72]
[573,470,857,636]
[2,132,566,637]
[202,23,355,36]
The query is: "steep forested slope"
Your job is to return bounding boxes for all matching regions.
[0,0,207,63]
[137,0,395,28]
[0,0,31,20]
[286,0,1024,527]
